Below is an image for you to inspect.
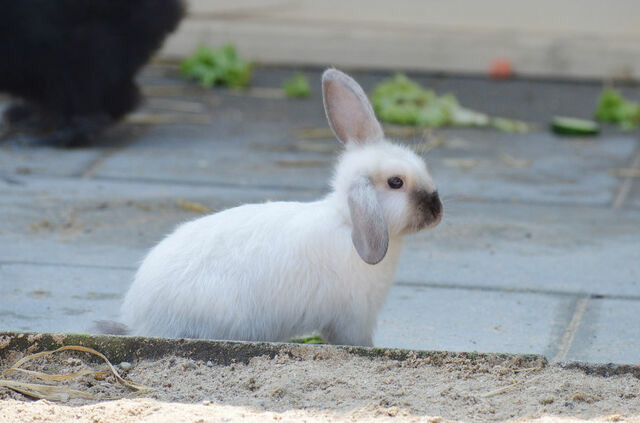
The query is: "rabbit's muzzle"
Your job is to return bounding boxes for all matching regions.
[411,190,443,231]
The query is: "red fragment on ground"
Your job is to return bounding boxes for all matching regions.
[489,58,513,79]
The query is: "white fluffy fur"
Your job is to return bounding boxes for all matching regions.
[120,69,440,346]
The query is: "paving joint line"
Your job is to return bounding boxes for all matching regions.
[73,148,121,179]
[551,297,589,364]
[92,174,325,193]
[395,280,640,301]
[0,260,136,271]
[612,140,640,209]
[1,264,636,301]
[8,172,640,213]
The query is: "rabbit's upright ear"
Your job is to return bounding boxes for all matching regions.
[322,69,384,145]
[348,176,389,264]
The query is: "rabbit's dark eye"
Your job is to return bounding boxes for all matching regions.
[387,176,404,189]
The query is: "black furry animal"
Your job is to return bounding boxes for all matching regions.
[0,0,184,147]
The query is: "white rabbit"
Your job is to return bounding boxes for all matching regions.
[118,69,442,346]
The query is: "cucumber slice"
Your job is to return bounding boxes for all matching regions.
[551,116,600,135]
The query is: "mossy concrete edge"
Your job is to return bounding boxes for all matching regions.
[0,330,586,374]
[3,331,638,378]
[558,361,640,379]
[0,331,544,367]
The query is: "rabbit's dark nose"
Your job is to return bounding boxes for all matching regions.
[412,189,443,230]
[428,191,442,219]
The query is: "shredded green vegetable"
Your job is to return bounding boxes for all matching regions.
[180,44,252,88]
[595,88,640,130]
[371,74,529,132]
[283,73,311,98]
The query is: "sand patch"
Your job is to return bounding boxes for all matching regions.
[1,345,639,422]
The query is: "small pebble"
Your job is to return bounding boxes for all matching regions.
[66,358,82,366]
[182,361,197,370]
[119,361,132,370]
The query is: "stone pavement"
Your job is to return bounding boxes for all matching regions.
[1,66,639,364]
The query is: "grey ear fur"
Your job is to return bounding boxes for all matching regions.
[348,176,389,265]
[322,68,384,145]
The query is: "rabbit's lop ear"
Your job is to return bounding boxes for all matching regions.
[322,69,384,145]
[348,177,389,264]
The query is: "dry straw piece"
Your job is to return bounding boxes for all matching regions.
[177,199,213,214]
[1,345,152,401]
[482,367,544,398]
[125,112,212,125]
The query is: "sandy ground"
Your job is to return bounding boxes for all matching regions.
[1,346,639,422]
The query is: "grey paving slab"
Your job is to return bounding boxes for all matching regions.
[628,171,640,210]
[0,144,101,179]
[2,175,639,297]
[0,270,574,356]
[0,172,314,206]
[93,90,334,190]
[632,185,640,209]
[425,131,636,206]
[84,90,637,207]
[0,236,141,271]
[376,284,573,356]
[0,263,129,333]
[0,175,316,268]
[91,124,637,206]
[94,130,334,192]
[97,67,639,206]
[567,298,640,364]
[399,201,640,297]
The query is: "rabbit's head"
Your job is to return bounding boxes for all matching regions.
[323,69,442,265]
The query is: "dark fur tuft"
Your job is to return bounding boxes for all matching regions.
[0,0,184,146]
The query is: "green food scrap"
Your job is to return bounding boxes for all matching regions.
[492,117,530,133]
[595,88,640,130]
[371,74,446,126]
[289,335,325,344]
[550,116,600,136]
[371,74,528,132]
[282,73,311,98]
[180,44,252,88]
